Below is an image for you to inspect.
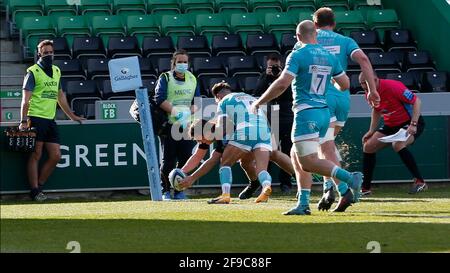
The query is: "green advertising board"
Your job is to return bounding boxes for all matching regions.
[0,116,449,193]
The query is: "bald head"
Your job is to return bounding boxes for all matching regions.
[296,20,317,43]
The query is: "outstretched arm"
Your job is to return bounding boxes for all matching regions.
[179,151,222,188]
[181,146,208,174]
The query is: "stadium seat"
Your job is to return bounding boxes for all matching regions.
[334,10,366,36]
[19,16,56,58]
[181,0,214,14]
[349,73,364,94]
[147,0,181,15]
[161,14,196,44]
[65,80,102,101]
[350,0,383,12]
[350,30,383,54]
[280,32,297,56]
[246,33,280,55]
[384,29,417,52]
[215,0,248,15]
[192,57,227,78]
[177,35,211,57]
[405,51,435,73]
[152,57,172,75]
[366,9,400,41]
[142,36,175,58]
[139,58,158,80]
[211,34,246,57]
[72,37,107,59]
[195,14,230,45]
[107,36,141,58]
[91,15,126,46]
[7,0,43,24]
[292,11,314,24]
[43,0,77,17]
[239,75,260,94]
[227,56,261,77]
[283,0,316,13]
[72,98,100,119]
[85,58,110,80]
[77,0,111,15]
[248,0,283,14]
[142,79,157,94]
[57,16,91,47]
[54,59,86,80]
[230,13,264,44]
[112,0,146,16]
[126,15,161,46]
[315,0,349,10]
[386,72,420,92]
[421,71,449,93]
[52,37,72,60]
[264,12,297,44]
[368,52,402,75]
[99,79,136,99]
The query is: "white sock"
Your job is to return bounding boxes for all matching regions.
[222,183,231,194]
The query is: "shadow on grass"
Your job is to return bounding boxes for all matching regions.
[1,219,449,253]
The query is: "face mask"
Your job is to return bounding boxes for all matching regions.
[175,63,188,73]
[40,55,54,68]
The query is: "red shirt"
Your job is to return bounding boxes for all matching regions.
[366,79,417,127]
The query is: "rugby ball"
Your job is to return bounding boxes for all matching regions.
[169,168,187,191]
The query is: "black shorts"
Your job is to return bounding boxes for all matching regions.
[378,116,425,141]
[29,116,60,144]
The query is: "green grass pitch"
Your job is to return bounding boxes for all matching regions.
[1,184,449,253]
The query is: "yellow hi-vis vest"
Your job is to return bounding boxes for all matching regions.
[165,71,197,124]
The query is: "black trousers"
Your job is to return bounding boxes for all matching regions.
[159,128,195,193]
[277,118,293,187]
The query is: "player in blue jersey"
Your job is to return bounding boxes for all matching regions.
[201,82,274,204]
[252,20,363,215]
[293,8,380,210]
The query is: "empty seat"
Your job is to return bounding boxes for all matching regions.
[195,14,229,44]
[142,36,175,58]
[248,0,283,14]
[215,0,248,15]
[8,0,43,24]
[78,0,112,15]
[239,75,260,94]
[384,29,417,52]
[284,0,316,13]
[368,52,402,74]
[386,72,419,91]
[91,15,126,45]
[52,37,72,59]
[366,9,400,41]
[54,59,86,79]
[421,71,449,93]
[73,37,106,59]
[246,33,280,55]
[126,15,161,45]
[211,34,245,57]
[315,0,349,11]
[181,0,215,14]
[152,57,172,75]
[227,56,260,77]
[100,79,135,99]
[112,0,146,16]
[350,30,383,53]
[177,36,211,57]
[230,13,264,44]
[334,10,366,36]
[107,36,141,58]
[85,58,110,80]
[192,57,227,78]
[280,32,297,56]
[72,98,100,119]
[139,58,158,79]
[19,16,56,50]
[65,80,101,101]
[161,14,195,44]
[350,0,383,11]
[147,0,181,15]
[44,0,77,17]
[405,51,435,72]
[57,16,91,47]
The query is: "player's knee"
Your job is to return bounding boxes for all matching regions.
[392,142,406,152]
[363,141,377,153]
[49,150,61,163]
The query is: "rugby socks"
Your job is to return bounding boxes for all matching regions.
[323,178,334,192]
[258,170,272,188]
[219,166,232,194]
[297,189,311,207]
[331,166,352,184]
[363,152,376,189]
[337,182,349,196]
[397,148,423,181]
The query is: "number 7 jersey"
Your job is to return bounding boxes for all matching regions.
[284,43,345,112]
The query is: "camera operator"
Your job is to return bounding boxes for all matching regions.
[252,54,294,194]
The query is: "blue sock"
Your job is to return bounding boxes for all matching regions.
[331,166,352,184]
[258,170,272,188]
[297,189,311,207]
[219,166,232,194]
[323,178,334,192]
[337,182,349,196]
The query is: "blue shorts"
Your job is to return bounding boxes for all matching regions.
[327,93,350,127]
[291,107,330,142]
[228,126,272,152]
